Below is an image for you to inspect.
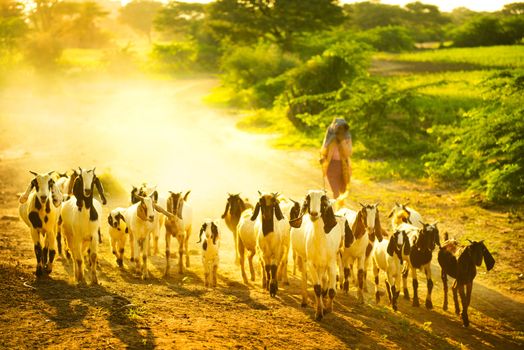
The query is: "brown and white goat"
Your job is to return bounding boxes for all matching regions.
[198,220,220,288]
[60,167,106,284]
[164,191,193,276]
[438,236,495,327]
[222,193,252,264]
[19,171,63,277]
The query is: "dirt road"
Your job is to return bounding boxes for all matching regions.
[0,76,522,349]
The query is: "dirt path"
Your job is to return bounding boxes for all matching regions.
[0,76,522,349]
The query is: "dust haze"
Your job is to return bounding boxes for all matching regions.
[0,74,319,221]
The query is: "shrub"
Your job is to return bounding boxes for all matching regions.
[150,41,197,73]
[220,42,300,107]
[283,41,371,127]
[24,32,63,70]
[356,26,414,52]
[424,71,524,203]
[450,15,522,47]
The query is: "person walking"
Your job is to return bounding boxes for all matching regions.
[320,118,352,199]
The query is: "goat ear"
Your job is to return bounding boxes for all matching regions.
[94,176,107,205]
[250,203,261,221]
[483,246,495,271]
[197,224,206,243]
[387,208,395,218]
[403,233,411,256]
[183,191,191,201]
[444,232,449,241]
[387,235,396,257]
[322,206,337,233]
[274,202,284,221]
[344,220,354,248]
[117,213,126,223]
[108,214,113,226]
[72,176,83,201]
[211,223,219,244]
[374,208,383,242]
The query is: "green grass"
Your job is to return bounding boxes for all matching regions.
[375,45,524,69]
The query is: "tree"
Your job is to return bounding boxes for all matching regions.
[344,1,406,30]
[451,15,517,47]
[208,0,345,51]
[120,0,163,43]
[502,2,524,15]
[154,1,206,39]
[0,0,27,52]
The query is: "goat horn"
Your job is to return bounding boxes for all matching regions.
[258,190,262,196]
[466,239,473,243]
[153,204,175,218]
[29,170,38,176]
[359,202,366,208]
[92,167,96,173]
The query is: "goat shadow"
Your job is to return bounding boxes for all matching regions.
[28,271,156,349]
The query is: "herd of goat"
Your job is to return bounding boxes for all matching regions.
[17,168,496,327]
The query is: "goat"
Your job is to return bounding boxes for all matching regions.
[388,202,423,230]
[198,220,220,288]
[398,221,440,308]
[164,190,193,276]
[358,203,385,294]
[236,208,258,284]
[123,194,173,279]
[108,207,128,268]
[298,190,353,320]
[59,167,105,284]
[336,206,370,303]
[252,192,288,297]
[372,229,410,311]
[290,197,352,310]
[19,171,63,277]
[221,193,252,264]
[131,184,165,255]
[438,236,495,327]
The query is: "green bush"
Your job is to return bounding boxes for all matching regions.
[150,41,197,73]
[450,15,523,47]
[220,43,300,107]
[24,32,63,70]
[425,71,524,203]
[356,26,414,52]
[283,41,371,127]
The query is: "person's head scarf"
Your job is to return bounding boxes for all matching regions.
[322,118,351,149]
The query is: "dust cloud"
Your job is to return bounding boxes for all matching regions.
[0,75,321,223]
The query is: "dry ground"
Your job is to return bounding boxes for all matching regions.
[0,76,522,349]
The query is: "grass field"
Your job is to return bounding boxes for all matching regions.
[375,45,524,69]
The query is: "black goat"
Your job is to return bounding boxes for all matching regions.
[438,237,495,327]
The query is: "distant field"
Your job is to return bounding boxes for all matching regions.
[387,70,489,98]
[375,45,524,69]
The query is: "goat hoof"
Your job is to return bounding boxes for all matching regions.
[443,303,448,311]
[130,257,135,262]
[269,281,278,297]
[315,312,323,321]
[461,313,469,327]
[392,304,398,311]
[412,299,420,307]
[36,266,44,277]
[425,300,433,309]
[301,301,308,308]
[283,281,290,286]
[343,281,349,293]
[455,309,461,316]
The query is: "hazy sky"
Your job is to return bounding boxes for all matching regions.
[176,1,512,13]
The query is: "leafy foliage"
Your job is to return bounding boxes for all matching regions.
[207,0,344,51]
[0,0,26,52]
[356,26,414,52]
[425,71,524,202]
[450,15,524,47]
